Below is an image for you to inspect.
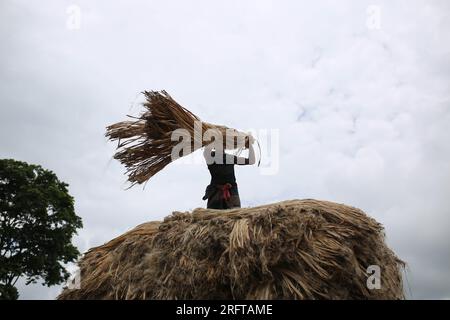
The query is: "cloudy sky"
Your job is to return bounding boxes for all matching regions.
[1,0,449,299]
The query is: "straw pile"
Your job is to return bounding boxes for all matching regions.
[58,199,404,300]
[106,90,250,186]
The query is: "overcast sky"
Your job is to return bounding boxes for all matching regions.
[1,0,449,299]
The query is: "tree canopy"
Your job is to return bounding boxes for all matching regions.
[0,159,82,299]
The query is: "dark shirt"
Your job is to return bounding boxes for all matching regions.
[206,150,249,185]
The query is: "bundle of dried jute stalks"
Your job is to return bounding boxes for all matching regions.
[58,199,405,300]
[106,90,253,186]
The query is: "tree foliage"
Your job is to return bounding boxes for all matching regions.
[0,159,82,299]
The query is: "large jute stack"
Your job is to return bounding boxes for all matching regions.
[106,91,250,186]
[58,199,405,300]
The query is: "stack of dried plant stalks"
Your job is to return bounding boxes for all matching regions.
[58,199,405,300]
[106,90,250,186]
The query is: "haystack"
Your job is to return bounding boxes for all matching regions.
[58,199,404,300]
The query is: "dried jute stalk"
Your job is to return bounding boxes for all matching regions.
[106,90,251,186]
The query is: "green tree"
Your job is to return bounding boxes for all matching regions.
[0,159,82,300]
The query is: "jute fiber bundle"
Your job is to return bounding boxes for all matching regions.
[106,91,251,186]
[58,199,404,300]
